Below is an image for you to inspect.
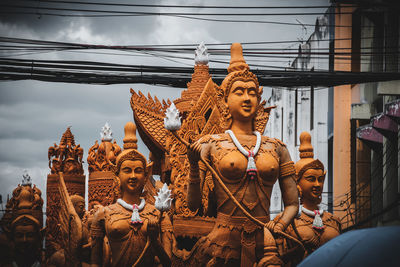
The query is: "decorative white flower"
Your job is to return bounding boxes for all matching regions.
[195,41,209,65]
[154,183,172,212]
[100,122,113,141]
[22,170,32,186]
[164,103,181,131]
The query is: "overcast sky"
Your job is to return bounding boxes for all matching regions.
[0,0,329,209]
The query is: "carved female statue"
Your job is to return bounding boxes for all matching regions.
[277,132,341,266]
[90,122,173,267]
[186,43,299,266]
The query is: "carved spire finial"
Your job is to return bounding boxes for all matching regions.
[123,122,138,149]
[60,127,75,146]
[195,41,209,65]
[299,131,314,159]
[100,122,113,142]
[228,43,249,73]
[295,131,324,180]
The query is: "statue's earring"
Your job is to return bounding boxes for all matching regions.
[297,185,303,202]
[297,185,302,217]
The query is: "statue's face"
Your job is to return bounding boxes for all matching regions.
[298,168,325,204]
[13,224,40,252]
[119,160,146,195]
[73,200,85,219]
[227,80,258,122]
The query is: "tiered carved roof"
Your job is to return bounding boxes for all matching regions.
[59,127,75,146]
[130,43,212,160]
[130,90,171,154]
[174,64,211,113]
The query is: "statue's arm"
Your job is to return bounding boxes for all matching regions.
[187,139,210,212]
[160,213,174,259]
[90,207,106,267]
[277,145,299,230]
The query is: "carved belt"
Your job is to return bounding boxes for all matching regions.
[216,212,269,267]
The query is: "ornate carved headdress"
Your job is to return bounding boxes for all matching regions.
[220,43,262,101]
[294,132,325,182]
[216,43,266,130]
[112,122,147,176]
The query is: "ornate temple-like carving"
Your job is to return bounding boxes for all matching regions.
[130,43,274,240]
[87,123,122,209]
[48,127,84,175]
[175,42,211,114]
[0,172,44,266]
[46,127,85,257]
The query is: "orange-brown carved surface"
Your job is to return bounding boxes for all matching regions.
[46,127,86,256]
[0,178,44,266]
[46,174,85,257]
[88,171,116,210]
[172,215,215,238]
[87,139,121,173]
[278,132,342,265]
[48,127,84,175]
[175,64,211,113]
[130,56,273,223]
[131,90,170,152]
[170,78,273,218]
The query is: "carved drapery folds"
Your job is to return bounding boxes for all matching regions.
[48,127,84,175]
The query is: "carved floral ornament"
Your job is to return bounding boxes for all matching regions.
[195,41,209,66]
[48,127,84,175]
[87,123,122,173]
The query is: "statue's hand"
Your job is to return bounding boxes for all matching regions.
[265,221,275,232]
[265,220,286,234]
[187,141,202,165]
[147,218,160,240]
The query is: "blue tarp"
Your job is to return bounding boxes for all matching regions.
[298,226,400,267]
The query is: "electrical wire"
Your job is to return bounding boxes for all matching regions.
[0,35,392,49]
[1,57,400,87]
[14,0,345,10]
[2,4,352,16]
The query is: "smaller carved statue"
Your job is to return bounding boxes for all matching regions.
[0,172,45,267]
[47,178,90,267]
[90,122,174,267]
[276,132,341,266]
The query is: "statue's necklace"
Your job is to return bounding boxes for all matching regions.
[117,198,146,225]
[225,130,261,180]
[301,205,325,230]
